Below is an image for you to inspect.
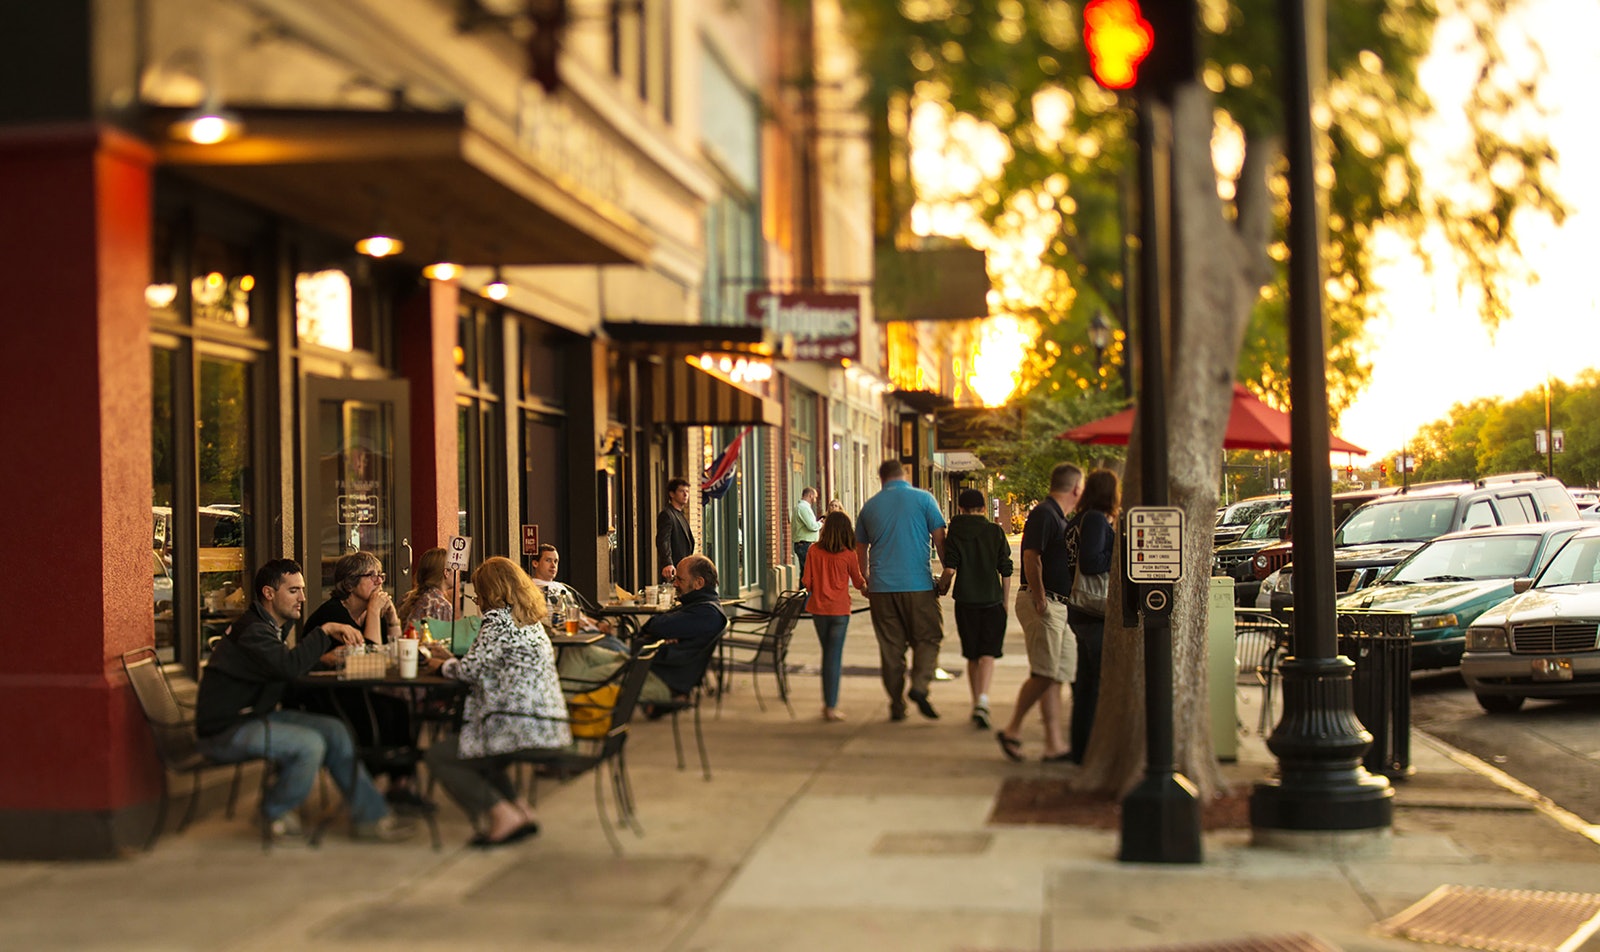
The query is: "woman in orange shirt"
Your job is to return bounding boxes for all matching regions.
[801,511,868,722]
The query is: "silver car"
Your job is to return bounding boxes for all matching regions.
[1462,526,1600,713]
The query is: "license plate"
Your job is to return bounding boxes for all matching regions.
[1531,658,1573,681]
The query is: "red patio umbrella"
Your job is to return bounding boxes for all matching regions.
[1060,383,1367,454]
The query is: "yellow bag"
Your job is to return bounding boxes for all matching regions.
[566,683,621,739]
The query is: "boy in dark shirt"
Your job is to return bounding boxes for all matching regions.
[939,489,1013,728]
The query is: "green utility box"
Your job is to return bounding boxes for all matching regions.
[1209,576,1238,761]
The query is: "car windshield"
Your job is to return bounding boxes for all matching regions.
[1335,497,1457,546]
[1239,510,1290,542]
[1537,536,1600,588]
[1223,500,1282,528]
[1386,534,1540,584]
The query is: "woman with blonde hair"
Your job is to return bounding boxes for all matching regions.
[397,546,454,629]
[801,511,867,721]
[423,557,571,847]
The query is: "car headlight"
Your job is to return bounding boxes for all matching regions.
[1466,626,1508,651]
[1410,613,1459,632]
[1254,554,1269,569]
[1279,573,1293,594]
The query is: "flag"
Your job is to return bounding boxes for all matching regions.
[701,427,753,504]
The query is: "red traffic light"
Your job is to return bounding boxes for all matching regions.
[1345,465,1355,478]
[1380,462,1388,477]
[1083,0,1154,90]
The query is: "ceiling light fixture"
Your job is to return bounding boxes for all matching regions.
[484,267,510,301]
[169,94,243,145]
[355,230,404,258]
[422,259,460,281]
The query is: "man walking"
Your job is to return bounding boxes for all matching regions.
[656,477,694,580]
[855,460,947,720]
[195,558,417,842]
[938,488,1013,729]
[792,486,822,579]
[995,462,1082,763]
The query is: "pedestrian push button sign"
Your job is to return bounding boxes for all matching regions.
[1125,506,1183,582]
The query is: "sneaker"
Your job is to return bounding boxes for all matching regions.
[908,689,940,720]
[260,811,306,846]
[971,705,991,730]
[351,813,418,843]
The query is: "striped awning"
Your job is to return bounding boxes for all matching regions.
[649,356,781,427]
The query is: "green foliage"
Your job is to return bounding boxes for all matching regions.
[1402,373,1600,488]
[973,374,1127,509]
[840,0,1564,410]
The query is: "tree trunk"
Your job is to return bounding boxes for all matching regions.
[1075,84,1279,802]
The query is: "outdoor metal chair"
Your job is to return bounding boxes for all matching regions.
[1234,609,1291,735]
[649,619,729,780]
[718,589,807,716]
[121,646,272,851]
[498,640,662,855]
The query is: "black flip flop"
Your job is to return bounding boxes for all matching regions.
[469,821,540,848]
[996,732,1023,762]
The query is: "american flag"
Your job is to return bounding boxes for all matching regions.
[701,427,753,504]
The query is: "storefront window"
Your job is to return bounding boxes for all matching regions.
[191,234,255,331]
[151,348,177,662]
[197,357,252,638]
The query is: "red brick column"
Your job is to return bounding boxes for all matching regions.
[398,278,460,559]
[0,125,155,857]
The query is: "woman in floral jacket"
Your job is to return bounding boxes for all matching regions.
[423,556,571,847]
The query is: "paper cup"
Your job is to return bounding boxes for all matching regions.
[398,639,419,679]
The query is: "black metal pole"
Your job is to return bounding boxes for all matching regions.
[1249,0,1392,836]
[1546,379,1554,478]
[1118,92,1201,865]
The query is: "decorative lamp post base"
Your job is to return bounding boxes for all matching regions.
[1250,655,1394,833]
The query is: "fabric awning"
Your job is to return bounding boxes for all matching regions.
[147,106,652,267]
[649,356,781,428]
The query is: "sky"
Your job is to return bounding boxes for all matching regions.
[1336,0,1600,459]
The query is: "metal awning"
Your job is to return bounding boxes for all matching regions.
[146,106,652,267]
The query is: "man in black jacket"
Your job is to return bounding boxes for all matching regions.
[639,555,727,699]
[655,477,695,580]
[195,558,415,842]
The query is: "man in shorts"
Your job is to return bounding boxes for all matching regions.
[938,488,1013,729]
[994,462,1082,762]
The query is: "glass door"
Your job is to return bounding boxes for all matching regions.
[302,377,411,607]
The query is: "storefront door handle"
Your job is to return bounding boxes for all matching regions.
[401,538,412,575]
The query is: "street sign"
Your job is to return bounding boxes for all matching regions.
[446,535,473,571]
[521,525,539,556]
[1125,506,1183,582]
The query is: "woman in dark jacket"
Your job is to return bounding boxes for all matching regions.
[1067,469,1120,764]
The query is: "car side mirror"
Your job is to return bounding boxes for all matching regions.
[1512,577,1533,594]
[1278,527,1289,540]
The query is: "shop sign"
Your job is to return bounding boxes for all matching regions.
[516,83,637,215]
[336,494,380,526]
[934,405,1022,451]
[745,291,860,361]
[521,524,540,555]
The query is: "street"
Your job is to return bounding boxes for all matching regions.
[1410,669,1600,825]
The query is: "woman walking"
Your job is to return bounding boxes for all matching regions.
[801,510,868,722]
[1067,469,1120,764]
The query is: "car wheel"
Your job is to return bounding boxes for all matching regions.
[1475,693,1525,714]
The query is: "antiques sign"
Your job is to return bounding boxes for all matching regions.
[745,291,859,361]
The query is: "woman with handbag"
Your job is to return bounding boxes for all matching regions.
[1066,469,1120,765]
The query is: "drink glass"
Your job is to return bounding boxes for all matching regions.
[565,617,580,635]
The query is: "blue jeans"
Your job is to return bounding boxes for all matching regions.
[812,614,849,708]
[196,709,389,824]
[794,541,812,579]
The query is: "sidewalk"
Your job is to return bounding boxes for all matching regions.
[4,588,1600,951]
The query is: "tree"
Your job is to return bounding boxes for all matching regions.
[841,0,1564,798]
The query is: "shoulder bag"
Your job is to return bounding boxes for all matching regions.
[1066,514,1109,617]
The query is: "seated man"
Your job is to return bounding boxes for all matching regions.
[530,543,625,652]
[558,554,727,704]
[194,558,417,843]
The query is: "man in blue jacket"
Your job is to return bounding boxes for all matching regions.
[638,555,728,699]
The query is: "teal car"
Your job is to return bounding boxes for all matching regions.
[1336,522,1587,670]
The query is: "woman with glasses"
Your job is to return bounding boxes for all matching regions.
[298,551,426,810]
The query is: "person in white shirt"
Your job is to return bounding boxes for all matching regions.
[531,544,624,651]
[792,486,822,579]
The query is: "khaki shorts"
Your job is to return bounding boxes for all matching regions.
[1015,590,1076,683]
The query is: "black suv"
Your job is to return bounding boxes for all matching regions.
[1267,474,1579,610]
[1214,493,1291,547]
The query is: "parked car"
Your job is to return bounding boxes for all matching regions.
[1336,522,1586,670]
[1570,488,1600,521]
[1266,474,1580,614]
[1214,507,1291,605]
[1463,526,1600,712]
[1248,487,1399,590]
[1214,493,1291,547]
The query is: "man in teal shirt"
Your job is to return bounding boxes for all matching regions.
[792,486,822,578]
[855,460,947,721]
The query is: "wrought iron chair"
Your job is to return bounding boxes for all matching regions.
[647,619,729,780]
[1234,609,1291,735]
[719,589,808,716]
[499,640,662,855]
[121,646,272,851]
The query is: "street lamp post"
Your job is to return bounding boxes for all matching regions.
[1088,310,1113,378]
